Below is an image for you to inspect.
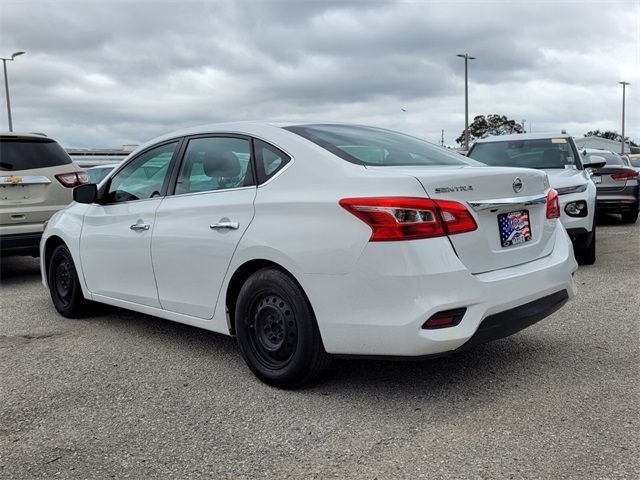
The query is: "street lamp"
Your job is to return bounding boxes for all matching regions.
[619,81,630,155]
[456,53,476,151]
[1,51,26,132]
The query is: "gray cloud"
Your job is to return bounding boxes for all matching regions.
[0,0,638,148]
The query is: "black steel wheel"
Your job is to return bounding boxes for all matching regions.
[235,267,331,388]
[48,244,91,317]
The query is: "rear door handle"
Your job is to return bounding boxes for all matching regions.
[130,223,150,231]
[210,221,240,230]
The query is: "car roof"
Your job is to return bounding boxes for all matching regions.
[583,148,617,155]
[0,131,51,140]
[473,132,573,143]
[86,163,120,169]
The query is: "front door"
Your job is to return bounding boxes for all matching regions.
[152,136,256,319]
[80,141,179,307]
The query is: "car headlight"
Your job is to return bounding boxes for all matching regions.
[565,201,588,217]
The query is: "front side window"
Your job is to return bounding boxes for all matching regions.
[469,138,580,169]
[175,137,253,195]
[105,142,178,203]
[285,124,479,167]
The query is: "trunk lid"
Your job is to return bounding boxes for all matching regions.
[591,166,632,192]
[367,165,555,274]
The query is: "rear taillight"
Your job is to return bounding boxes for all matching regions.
[546,189,560,219]
[339,197,477,241]
[611,171,639,181]
[55,171,89,188]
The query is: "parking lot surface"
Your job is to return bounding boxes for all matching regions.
[1,215,638,479]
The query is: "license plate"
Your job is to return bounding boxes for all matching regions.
[498,210,532,247]
[592,176,602,184]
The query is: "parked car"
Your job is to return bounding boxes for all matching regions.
[582,149,639,224]
[625,154,640,174]
[1,132,87,256]
[41,122,577,387]
[86,163,119,184]
[468,133,602,264]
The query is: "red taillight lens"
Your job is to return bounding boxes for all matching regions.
[55,171,88,188]
[339,197,477,241]
[546,189,560,219]
[611,171,639,181]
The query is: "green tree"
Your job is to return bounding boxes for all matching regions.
[456,114,524,145]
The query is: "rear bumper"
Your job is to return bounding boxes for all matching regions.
[0,232,42,256]
[595,199,638,213]
[302,223,577,357]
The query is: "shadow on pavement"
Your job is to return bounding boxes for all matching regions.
[0,255,42,285]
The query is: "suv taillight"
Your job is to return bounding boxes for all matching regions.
[55,171,89,188]
[546,189,560,219]
[611,171,639,181]
[339,197,477,241]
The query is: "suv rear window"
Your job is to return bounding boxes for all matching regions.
[285,124,479,167]
[468,138,581,170]
[0,138,72,171]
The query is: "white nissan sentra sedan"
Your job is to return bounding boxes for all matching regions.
[41,122,577,387]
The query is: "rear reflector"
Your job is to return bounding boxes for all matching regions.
[611,171,639,181]
[422,308,467,329]
[339,197,477,241]
[55,171,89,188]
[546,189,560,219]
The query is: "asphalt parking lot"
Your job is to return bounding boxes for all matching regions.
[1,214,638,479]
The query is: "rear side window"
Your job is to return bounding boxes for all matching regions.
[0,138,72,171]
[254,139,291,184]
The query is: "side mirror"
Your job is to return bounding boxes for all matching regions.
[73,183,98,204]
[583,155,606,170]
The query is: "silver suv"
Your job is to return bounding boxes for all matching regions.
[0,132,87,256]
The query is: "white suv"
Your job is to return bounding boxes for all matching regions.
[0,132,87,256]
[468,132,603,264]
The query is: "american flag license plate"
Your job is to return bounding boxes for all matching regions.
[498,210,532,247]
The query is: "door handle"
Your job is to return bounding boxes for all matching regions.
[130,223,150,231]
[210,221,240,230]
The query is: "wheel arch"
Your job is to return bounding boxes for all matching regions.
[225,259,308,335]
[43,235,67,279]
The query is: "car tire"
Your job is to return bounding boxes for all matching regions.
[574,225,596,265]
[48,244,92,317]
[234,267,331,388]
[621,210,638,224]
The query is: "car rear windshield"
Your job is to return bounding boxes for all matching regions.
[585,151,625,166]
[285,124,479,167]
[0,138,72,171]
[468,138,581,170]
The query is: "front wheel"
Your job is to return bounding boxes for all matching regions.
[48,244,92,317]
[621,210,638,224]
[234,267,331,388]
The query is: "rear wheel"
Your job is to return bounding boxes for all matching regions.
[621,210,638,224]
[48,245,91,317]
[234,267,331,388]
[574,225,596,265]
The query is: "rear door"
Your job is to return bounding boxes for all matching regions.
[151,135,257,319]
[80,141,180,307]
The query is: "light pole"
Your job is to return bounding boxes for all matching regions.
[456,53,475,150]
[619,81,629,155]
[1,51,25,132]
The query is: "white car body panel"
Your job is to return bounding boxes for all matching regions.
[80,199,163,307]
[152,187,257,319]
[41,122,578,357]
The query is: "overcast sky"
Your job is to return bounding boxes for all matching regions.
[1,0,638,148]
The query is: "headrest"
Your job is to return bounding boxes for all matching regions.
[202,149,241,177]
